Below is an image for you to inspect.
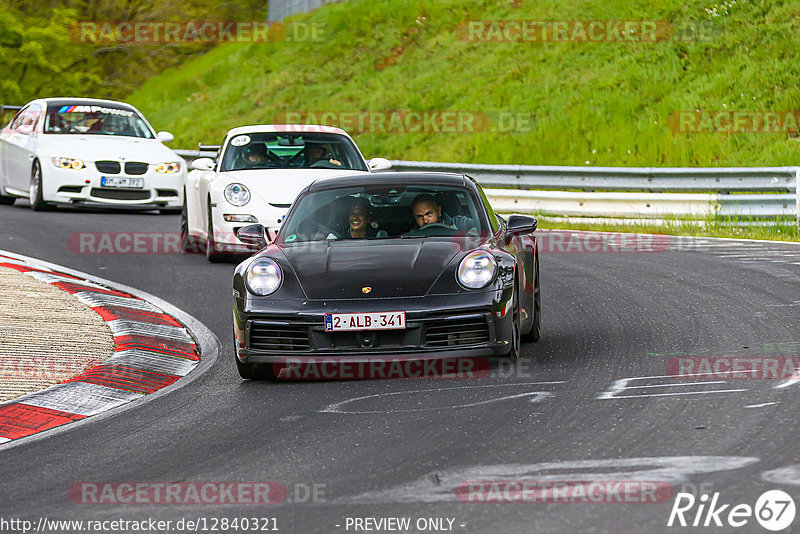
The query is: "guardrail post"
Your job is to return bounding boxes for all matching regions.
[796,168,800,231]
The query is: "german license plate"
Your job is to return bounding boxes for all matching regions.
[324,311,406,331]
[101,176,144,188]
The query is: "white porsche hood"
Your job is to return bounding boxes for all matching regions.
[213,168,369,205]
[38,134,179,163]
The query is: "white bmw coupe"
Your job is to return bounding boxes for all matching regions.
[0,97,185,211]
[182,124,391,261]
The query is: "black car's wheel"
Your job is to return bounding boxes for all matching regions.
[206,204,225,262]
[506,279,522,360]
[28,161,52,211]
[523,252,542,342]
[236,357,261,380]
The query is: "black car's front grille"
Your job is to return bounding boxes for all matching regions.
[90,188,150,200]
[124,162,149,175]
[96,161,121,174]
[424,317,490,347]
[250,322,311,351]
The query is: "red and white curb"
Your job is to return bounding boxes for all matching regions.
[0,253,203,444]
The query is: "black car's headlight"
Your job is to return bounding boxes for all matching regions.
[245,258,282,296]
[224,183,251,206]
[457,250,497,289]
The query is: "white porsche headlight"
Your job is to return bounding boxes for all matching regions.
[457,250,497,289]
[51,157,84,170]
[156,162,181,174]
[246,259,282,296]
[224,183,251,206]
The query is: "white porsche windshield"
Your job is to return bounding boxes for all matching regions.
[44,104,154,138]
[219,132,367,172]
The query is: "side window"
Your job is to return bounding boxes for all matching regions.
[9,107,30,131]
[475,181,500,233]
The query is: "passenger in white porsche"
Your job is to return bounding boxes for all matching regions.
[305,143,342,168]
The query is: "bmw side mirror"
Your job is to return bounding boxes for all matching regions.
[236,224,268,248]
[367,157,392,171]
[506,214,538,235]
[156,131,174,143]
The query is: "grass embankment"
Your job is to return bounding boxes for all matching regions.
[127,0,800,240]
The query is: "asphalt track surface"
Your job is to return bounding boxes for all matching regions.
[1,202,799,534]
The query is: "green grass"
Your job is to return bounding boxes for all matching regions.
[129,0,800,166]
[126,0,800,238]
[537,215,800,242]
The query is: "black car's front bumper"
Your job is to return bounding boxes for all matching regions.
[234,290,514,364]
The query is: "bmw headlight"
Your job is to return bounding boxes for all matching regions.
[156,162,181,174]
[224,183,251,207]
[246,258,282,296]
[457,250,497,289]
[51,157,84,170]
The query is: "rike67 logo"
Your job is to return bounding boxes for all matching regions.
[668,490,796,531]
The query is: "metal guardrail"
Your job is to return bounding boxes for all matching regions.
[173,150,800,227]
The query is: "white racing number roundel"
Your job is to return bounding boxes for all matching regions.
[230,135,251,147]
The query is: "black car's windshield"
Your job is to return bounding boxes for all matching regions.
[280,185,487,244]
[44,104,154,138]
[219,132,367,172]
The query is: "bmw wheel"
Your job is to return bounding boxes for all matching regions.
[28,161,52,211]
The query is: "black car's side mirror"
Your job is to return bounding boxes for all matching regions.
[236,224,268,248]
[506,215,538,235]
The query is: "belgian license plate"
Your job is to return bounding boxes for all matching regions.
[324,311,406,331]
[101,176,144,188]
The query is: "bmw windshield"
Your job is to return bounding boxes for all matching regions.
[44,104,154,138]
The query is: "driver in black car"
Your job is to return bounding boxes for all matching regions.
[409,194,476,233]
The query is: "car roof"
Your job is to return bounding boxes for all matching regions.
[38,97,138,110]
[226,124,351,137]
[306,172,471,192]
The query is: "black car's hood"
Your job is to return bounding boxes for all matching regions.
[281,239,464,299]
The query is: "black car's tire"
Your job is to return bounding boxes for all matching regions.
[29,161,53,211]
[206,204,225,262]
[506,279,522,360]
[523,252,542,342]
[236,357,261,380]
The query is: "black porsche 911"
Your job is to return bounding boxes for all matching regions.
[232,172,541,379]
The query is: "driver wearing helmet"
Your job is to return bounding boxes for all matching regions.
[242,144,270,168]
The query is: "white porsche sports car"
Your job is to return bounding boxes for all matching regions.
[181,124,391,261]
[0,97,185,211]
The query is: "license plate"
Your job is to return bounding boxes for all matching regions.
[101,176,144,188]
[324,311,406,331]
